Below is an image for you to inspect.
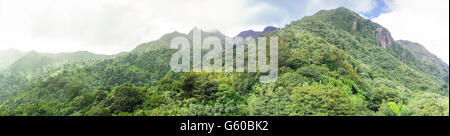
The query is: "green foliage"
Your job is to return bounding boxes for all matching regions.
[0,105,13,116]
[406,92,449,116]
[366,84,401,111]
[0,7,448,116]
[8,51,108,73]
[85,107,111,116]
[110,84,146,113]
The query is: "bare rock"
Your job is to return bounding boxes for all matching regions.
[374,27,392,48]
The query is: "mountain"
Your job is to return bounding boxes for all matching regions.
[294,7,448,92]
[397,40,449,83]
[133,26,279,54]
[235,26,279,38]
[0,7,448,116]
[0,49,27,70]
[132,28,229,54]
[7,51,109,73]
[114,51,130,57]
[261,26,279,34]
[1,50,110,102]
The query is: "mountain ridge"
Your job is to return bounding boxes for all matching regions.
[0,49,27,70]
[235,26,279,38]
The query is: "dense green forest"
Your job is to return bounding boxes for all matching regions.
[0,8,448,116]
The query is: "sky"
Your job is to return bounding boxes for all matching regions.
[372,0,449,64]
[0,0,448,64]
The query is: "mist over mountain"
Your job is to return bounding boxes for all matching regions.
[0,7,448,116]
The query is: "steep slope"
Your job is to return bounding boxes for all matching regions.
[0,49,27,70]
[293,7,448,96]
[397,40,449,83]
[132,31,186,54]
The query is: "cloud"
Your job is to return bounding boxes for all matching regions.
[0,0,379,54]
[372,0,449,64]
[259,0,378,23]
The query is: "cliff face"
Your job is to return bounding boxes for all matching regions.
[375,27,393,48]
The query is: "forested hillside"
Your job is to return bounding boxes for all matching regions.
[0,49,26,70]
[397,40,449,83]
[0,7,448,116]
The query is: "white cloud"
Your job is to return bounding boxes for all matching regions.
[0,0,379,54]
[304,0,377,14]
[373,0,449,64]
[0,0,283,54]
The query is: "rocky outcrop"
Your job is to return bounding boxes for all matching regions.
[374,27,392,48]
[352,21,358,31]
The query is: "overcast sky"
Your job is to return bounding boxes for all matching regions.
[0,0,448,63]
